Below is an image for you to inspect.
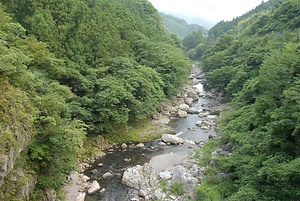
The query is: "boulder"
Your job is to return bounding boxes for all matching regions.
[198,111,208,117]
[102,172,113,179]
[161,134,185,145]
[75,192,86,201]
[170,165,198,194]
[121,143,127,149]
[184,98,194,106]
[88,180,100,194]
[158,142,166,146]
[178,104,190,111]
[177,110,188,118]
[122,163,158,191]
[154,189,166,200]
[136,143,145,148]
[90,169,98,174]
[188,107,199,114]
[159,171,172,180]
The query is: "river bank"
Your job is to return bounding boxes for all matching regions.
[63,65,227,201]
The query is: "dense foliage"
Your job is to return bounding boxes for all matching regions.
[159,12,208,39]
[182,30,206,60]
[1,0,191,132]
[193,0,300,200]
[0,3,86,198]
[0,0,191,199]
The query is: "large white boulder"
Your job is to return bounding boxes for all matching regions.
[87,180,100,195]
[178,104,190,111]
[122,163,158,192]
[75,192,86,201]
[177,109,188,118]
[184,98,194,106]
[161,134,185,145]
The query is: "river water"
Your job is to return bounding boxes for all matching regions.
[84,82,218,201]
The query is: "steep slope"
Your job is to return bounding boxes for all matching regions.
[159,12,208,39]
[0,0,191,200]
[1,0,191,132]
[193,0,300,200]
[0,4,86,200]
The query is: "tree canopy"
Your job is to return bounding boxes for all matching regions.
[0,0,191,199]
[191,0,300,200]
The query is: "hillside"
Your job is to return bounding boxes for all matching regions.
[191,0,300,200]
[159,12,208,39]
[0,0,191,200]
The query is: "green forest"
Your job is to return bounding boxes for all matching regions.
[159,12,208,39]
[1,0,300,200]
[191,0,300,200]
[0,0,190,199]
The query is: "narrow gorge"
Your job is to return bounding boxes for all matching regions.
[63,66,227,201]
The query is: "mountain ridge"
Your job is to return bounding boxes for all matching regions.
[159,12,208,39]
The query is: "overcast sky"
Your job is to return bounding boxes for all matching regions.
[148,0,268,27]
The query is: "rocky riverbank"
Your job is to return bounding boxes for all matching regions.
[63,65,228,201]
[119,66,228,201]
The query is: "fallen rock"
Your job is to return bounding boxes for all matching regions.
[124,158,131,162]
[90,169,98,174]
[139,189,148,197]
[177,109,188,118]
[136,143,145,148]
[198,111,209,117]
[171,165,198,194]
[178,104,190,111]
[121,143,128,149]
[87,180,100,195]
[102,172,113,179]
[188,107,199,114]
[159,171,172,180]
[161,134,185,145]
[184,98,194,106]
[158,142,166,146]
[100,188,105,193]
[154,188,166,200]
[75,192,86,201]
[122,164,158,191]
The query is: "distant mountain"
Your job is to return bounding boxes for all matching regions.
[159,12,208,39]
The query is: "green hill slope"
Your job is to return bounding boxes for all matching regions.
[159,12,208,39]
[0,0,191,199]
[193,0,300,200]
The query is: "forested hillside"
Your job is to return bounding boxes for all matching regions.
[159,12,208,39]
[0,0,190,200]
[193,0,300,200]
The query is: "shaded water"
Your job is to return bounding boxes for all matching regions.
[84,83,218,201]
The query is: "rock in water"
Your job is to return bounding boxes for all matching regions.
[88,180,100,195]
[161,134,185,145]
[102,172,113,179]
[177,109,188,118]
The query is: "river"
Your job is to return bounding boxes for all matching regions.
[84,73,219,201]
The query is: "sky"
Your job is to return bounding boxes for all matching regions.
[148,0,268,27]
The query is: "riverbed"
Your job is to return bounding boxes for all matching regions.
[83,74,220,201]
